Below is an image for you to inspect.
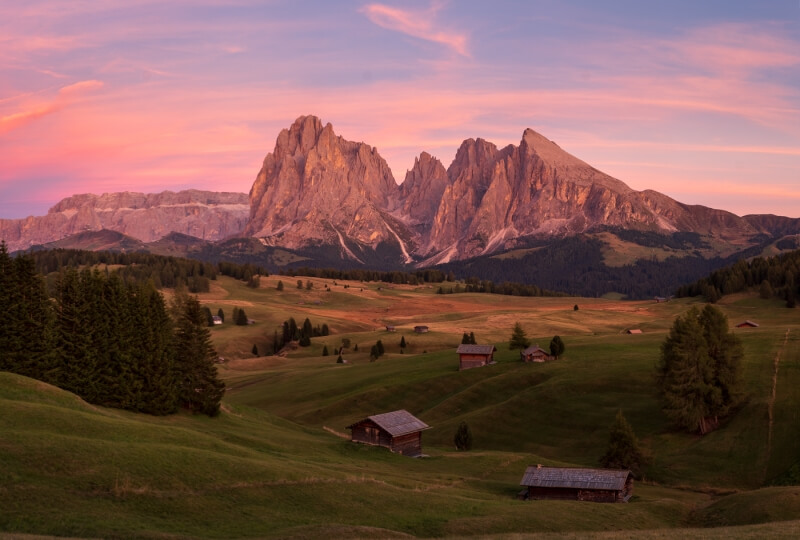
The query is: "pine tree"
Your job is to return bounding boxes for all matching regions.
[217,307,225,323]
[322,345,329,356]
[173,297,225,416]
[461,332,470,344]
[202,306,214,327]
[600,410,645,477]
[454,421,473,451]
[549,335,565,359]
[235,308,249,326]
[509,322,531,349]
[400,336,407,348]
[370,344,379,360]
[376,339,384,356]
[656,306,741,434]
[252,344,259,356]
[276,280,284,291]
[469,332,476,344]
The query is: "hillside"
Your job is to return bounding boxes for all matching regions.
[3,274,799,538]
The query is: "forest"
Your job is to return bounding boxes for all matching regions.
[0,243,224,416]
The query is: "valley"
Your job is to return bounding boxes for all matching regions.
[2,272,799,538]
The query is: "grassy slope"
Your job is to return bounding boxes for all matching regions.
[2,277,800,538]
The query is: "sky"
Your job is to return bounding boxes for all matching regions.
[1,0,799,219]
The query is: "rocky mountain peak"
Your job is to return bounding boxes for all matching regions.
[244,115,411,261]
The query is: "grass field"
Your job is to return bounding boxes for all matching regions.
[2,275,799,539]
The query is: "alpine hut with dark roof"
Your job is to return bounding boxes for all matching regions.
[457,344,497,370]
[347,410,430,457]
[520,345,553,363]
[519,465,633,503]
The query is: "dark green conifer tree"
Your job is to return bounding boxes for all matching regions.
[376,339,384,356]
[235,307,249,326]
[173,296,225,416]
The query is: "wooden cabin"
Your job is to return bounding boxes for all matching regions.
[414,325,429,333]
[457,344,497,370]
[385,325,396,332]
[519,466,633,503]
[626,329,642,335]
[736,320,759,328]
[520,345,553,363]
[347,410,430,457]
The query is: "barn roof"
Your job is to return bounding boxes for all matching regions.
[521,345,549,355]
[349,410,430,437]
[520,466,631,491]
[737,320,759,328]
[457,344,497,355]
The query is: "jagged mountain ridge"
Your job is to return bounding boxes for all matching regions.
[0,190,249,252]
[246,116,792,264]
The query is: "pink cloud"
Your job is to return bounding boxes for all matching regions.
[361,1,469,57]
[0,80,104,134]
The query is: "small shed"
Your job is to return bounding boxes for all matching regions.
[385,325,396,332]
[519,466,633,503]
[736,320,759,328]
[211,316,223,325]
[520,345,553,363]
[626,329,642,335]
[457,344,497,370]
[414,325,429,333]
[347,410,430,457]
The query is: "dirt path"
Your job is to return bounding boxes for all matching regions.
[766,328,791,468]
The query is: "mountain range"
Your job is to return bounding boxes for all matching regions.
[3,115,799,295]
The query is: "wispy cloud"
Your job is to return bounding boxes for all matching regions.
[360,1,469,57]
[0,80,104,134]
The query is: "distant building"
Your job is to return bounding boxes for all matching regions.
[626,329,642,335]
[385,325,396,332]
[519,465,633,503]
[457,344,497,370]
[736,320,759,328]
[347,410,430,457]
[520,345,553,363]
[414,325,429,333]
[211,316,223,325]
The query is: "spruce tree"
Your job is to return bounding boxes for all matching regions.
[202,306,214,327]
[217,307,225,323]
[235,308,249,326]
[549,335,565,359]
[376,339,384,356]
[322,345,329,356]
[400,336,407,348]
[173,296,225,416]
[252,344,259,356]
[600,410,645,477]
[469,332,476,344]
[454,421,473,451]
[509,322,531,349]
[656,306,742,434]
[461,332,470,344]
[277,280,284,291]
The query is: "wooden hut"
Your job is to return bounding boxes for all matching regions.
[519,466,633,503]
[347,410,430,457]
[457,344,497,370]
[520,345,553,363]
[736,320,759,328]
[626,329,642,335]
[414,325,429,333]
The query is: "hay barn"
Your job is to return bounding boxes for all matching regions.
[347,410,430,457]
[519,466,633,503]
[457,344,497,370]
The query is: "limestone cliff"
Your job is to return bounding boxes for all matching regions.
[0,190,249,252]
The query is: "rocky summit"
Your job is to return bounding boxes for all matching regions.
[246,115,795,265]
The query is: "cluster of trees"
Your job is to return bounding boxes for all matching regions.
[277,266,455,284]
[370,340,385,360]
[271,317,330,353]
[232,307,251,326]
[676,248,800,307]
[0,244,224,416]
[599,410,646,477]
[461,332,477,344]
[656,305,743,434]
[26,248,266,292]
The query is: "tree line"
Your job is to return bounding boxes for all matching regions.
[676,248,800,307]
[24,248,267,292]
[0,243,224,416]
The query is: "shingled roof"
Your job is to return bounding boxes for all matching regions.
[456,344,497,355]
[520,467,631,491]
[352,410,430,437]
[521,345,550,355]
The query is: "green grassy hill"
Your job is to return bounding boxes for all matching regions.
[2,275,800,538]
